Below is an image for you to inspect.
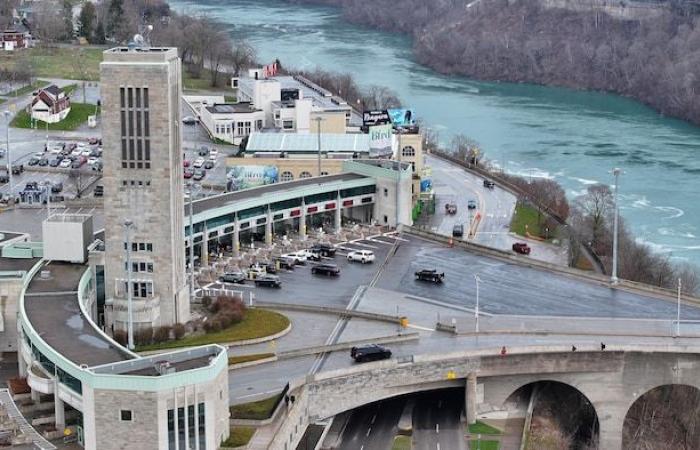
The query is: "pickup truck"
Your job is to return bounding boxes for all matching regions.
[415,269,445,283]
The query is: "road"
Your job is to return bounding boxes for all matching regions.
[426,154,567,266]
[336,398,405,450]
[413,390,467,450]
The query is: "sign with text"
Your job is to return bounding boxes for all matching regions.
[369,124,393,158]
[388,108,416,127]
[226,165,279,191]
[362,109,390,128]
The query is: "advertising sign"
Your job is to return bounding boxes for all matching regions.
[420,178,433,192]
[387,108,416,127]
[263,62,278,78]
[227,165,279,191]
[362,110,390,128]
[369,124,393,158]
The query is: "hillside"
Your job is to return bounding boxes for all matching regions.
[288,0,700,126]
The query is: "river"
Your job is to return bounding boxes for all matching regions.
[172,0,700,265]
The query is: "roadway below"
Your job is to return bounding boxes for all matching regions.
[336,398,405,450]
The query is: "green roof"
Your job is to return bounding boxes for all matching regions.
[246,132,370,153]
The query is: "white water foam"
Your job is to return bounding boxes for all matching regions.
[655,206,685,219]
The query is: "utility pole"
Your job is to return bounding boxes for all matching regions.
[474,274,481,334]
[314,117,324,177]
[611,168,621,284]
[124,219,135,350]
[676,278,682,337]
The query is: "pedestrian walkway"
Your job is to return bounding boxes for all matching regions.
[0,388,56,450]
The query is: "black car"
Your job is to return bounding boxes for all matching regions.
[49,158,61,167]
[483,180,495,189]
[38,158,49,167]
[351,344,392,363]
[198,146,209,156]
[415,269,445,283]
[193,169,205,181]
[204,160,215,169]
[254,274,282,288]
[310,243,336,257]
[311,263,340,276]
[219,272,247,284]
[452,224,464,237]
[51,182,63,193]
[27,157,40,166]
[274,256,296,270]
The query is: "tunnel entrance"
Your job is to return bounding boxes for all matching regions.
[623,384,700,450]
[505,381,599,450]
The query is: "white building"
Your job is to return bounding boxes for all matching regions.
[30,85,71,123]
[199,102,265,145]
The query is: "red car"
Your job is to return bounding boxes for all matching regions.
[183,168,194,179]
[183,160,191,168]
[512,242,531,255]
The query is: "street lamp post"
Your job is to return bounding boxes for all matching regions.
[124,219,135,350]
[474,274,481,334]
[611,168,622,284]
[3,111,11,203]
[676,278,682,337]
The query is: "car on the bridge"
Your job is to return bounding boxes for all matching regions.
[452,224,464,237]
[282,251,308,265]
[347,250,375,264]
[310,242,336,257]
[415,269,445,283]
[467,200,477,210]
[512,242,531,255]
[351,344,392,363]
[254,274,282,288]
[219,271,247,284]
[311,263,340,277]
[483,180,495,189]
[445,203,457,215]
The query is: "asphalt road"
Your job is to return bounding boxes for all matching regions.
[337,398,405,450]
[413,390,467,450]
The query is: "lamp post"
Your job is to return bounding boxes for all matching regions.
[3,111,11,203]
[474,274,481,334]
[314,117,325,177]
[611,168,622,284]
[124,219,135,350]
[676,278,682,337]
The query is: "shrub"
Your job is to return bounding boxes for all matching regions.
[113,329,127,346]
[173,323,186,339]
[134,327,154,346]
[202,295,212,308]
[153,326,171,343]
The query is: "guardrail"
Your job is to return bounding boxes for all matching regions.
[252,301,404,324]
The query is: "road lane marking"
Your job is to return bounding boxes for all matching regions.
[437,443,440,450]
[371,413,376,424]
[236,389,280,400]
[436,424,439,433]
[366,427,371,437]
[407,324,435,332]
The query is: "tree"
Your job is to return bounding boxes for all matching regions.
[33,0,72,44]
[361,85,402,110]
[93,21,106,44]
[106,0,125,41]
[0,0,18,29]
[78,2,96,40]
[450,134,482,165]
[573,184,614,251]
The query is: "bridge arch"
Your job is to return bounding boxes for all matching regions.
[502,379,599,449]
[622,383,700,450]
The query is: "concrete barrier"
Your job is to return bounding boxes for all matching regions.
[228,355,278,371]
[277,331,420,360]
[252,301,403,324]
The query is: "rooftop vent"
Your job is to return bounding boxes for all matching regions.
[154,361,175,375]
[39,270,51,280]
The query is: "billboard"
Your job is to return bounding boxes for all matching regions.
[362,110,390,128]
[387,108,416,127]
[369,124,393,158]
[227,165,279,191]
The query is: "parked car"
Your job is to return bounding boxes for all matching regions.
[209,148,219,158]
[467,200,477,210]
[51,182,63,193]
[254,274,282,288]
[183,160,191,168]
[483,180,495,189]
[347,250,375,264]
[300,248,321,261]
[282,251,308,265]
[92,161,103,172]
[71,148,82,157]
[351,344,391,363]
[445,203,457,215]
[193,158,205,168]
[49,158,61,167]
[183,116,197,125]
[183,168,194,179]
[59,159,72,168]
[81,149,92,157]
[310,243,336,257]
[0,149,4,158]
[198,146,209,156]
[87,157,99,166]
[452,224,464,237]
[193,169,206,181]
[11,165,23,175]
[311,263,340,276]
[37,158,49,167]
[219,271,247,284]
[274,256,296,270]
[88,137,100,145]
[512,242,531,255]
[415,269,445,283]
[27,156,40,166]
[0,173,8,183]
[204,160,215,169]
[94,185,104,197]
[71,158,85,169]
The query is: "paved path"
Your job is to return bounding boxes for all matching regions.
[0,388,56,450]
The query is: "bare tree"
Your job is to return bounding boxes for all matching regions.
[361,85,402,110]
[573,184,614,250]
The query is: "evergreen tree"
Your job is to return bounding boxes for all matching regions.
[78,2,96,40]
[94,21,106,44]
[106,0,125,40]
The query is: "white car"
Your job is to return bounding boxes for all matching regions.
[87,157,99,166]
[71,148,82,156]
[81,149,92,157]
[282,251,307,265]
[347,250,375,264]
[50,146,62,154]
[209,149,218,158]
[193,158,205,168]
[59,159,72,168]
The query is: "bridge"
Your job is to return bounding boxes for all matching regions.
[271,344,700,450]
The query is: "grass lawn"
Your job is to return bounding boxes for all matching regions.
[392,435,412,450]
[575,253,594,271]
[510,202,556,240]
[228,353,275,365]
[11,103,99,131]
[2,80,50,97]
[230,392,283,420]
[0,47,105,81]
[468,421,502,435]
[136,308,289,351]
[224,95,237,103]
[221,426,255,448]
[469,440,500,450]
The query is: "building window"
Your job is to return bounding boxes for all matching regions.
[402,146,415,157]
[283,120,294,129]
[243,121,252,135]
[120,85,151,170]
[384,188,389,197]
[256,120,263,130]
[320,171,329,176]
[280,171,294,182]
[384,215,388,223]
[120,410,133,421]
[299,171,312,179]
